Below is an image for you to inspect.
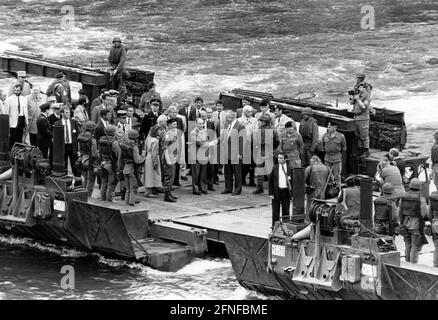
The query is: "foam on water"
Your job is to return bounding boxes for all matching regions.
[0,234,88,258]
[177,258,231,275]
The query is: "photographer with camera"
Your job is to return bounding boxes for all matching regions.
[350,82,372,158]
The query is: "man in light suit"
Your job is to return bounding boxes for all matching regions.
[91,93,116,124]
[238,105,258,186]
[54,106,81,182]
[3,83,29,148]
[221,111,245,195]
[269,152,292,227]
[27,85,48,146]
[190,118,210,195]
[273,105,295,135]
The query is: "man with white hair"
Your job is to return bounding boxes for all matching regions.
[238,105,258,186]
[27,85,47,146]
[221,111,245,195]
[8,71,31,97]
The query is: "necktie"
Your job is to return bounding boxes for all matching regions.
[17,96,21,115]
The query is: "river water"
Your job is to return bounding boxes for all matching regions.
[0,0,437,299]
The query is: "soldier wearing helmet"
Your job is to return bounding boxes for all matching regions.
[108,36,128,99]
[399,178,428,264]
[354,73,373,97]
[299,107,319,167]
[373,182,400,237]
[98,125,121,202]
[77,121,99,197]
[118,129,145,206]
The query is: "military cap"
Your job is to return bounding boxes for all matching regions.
[105,125,117,136]
[409,178,422,190]
[150,98,162,106]
[356,73,365,79]
[382,182,394,194]
[39,103,50,111]
[344,175,358,184]
[117,109,127,117]
[84,121,97,131]
[327,122,339,127]
[128,129,140,139]
[259,114,271,122]
[112,37,122,43]
[167,118,177,124]
[16,71,26,77]
[302,107,313,115]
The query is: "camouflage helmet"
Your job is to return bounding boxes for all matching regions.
[128,129,139,139]
[84,121,97,131]
[409,178,422,190]
[302,107,313,115]
[112,36,122,43]
[105,125,117,136]
[382,182,394,194]
[259,114,271,123]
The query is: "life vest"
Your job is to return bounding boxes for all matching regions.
[343,187,361,217]
[399,192,421,217]
[374,196,392,221]
[98,136,115,159]
[77,132,93,156]
[299,118,316,140]
[120,141,134,161]
[108,45,126,65]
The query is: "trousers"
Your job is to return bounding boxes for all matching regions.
[272,189,291,227]
[355,119,370,149]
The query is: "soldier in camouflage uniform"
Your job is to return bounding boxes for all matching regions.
[98,125,121,202]
[77,121,99,197]
[161,118,179,202]
[118,129,145,206]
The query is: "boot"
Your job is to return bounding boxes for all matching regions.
[164,191,176,202]
[252,186,264,194]
[169,191,178,200]
[120,188,126,201]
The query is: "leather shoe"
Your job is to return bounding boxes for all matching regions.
[208,186,215,191]
[181,176,188,181]
[174,182,181,187]
[232,191,241,196]
[221,190,232,194]
[200,189,208,194]
[193,191,201,195]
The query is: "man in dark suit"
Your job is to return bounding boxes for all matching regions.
[48,103,62,164]
[139,99,161,140]
[54,106,81,182]
[205,107,219,189]
[36,103,52,158]
[269,152,292,227]
[221,111,245,195]
[95,109,111,142]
